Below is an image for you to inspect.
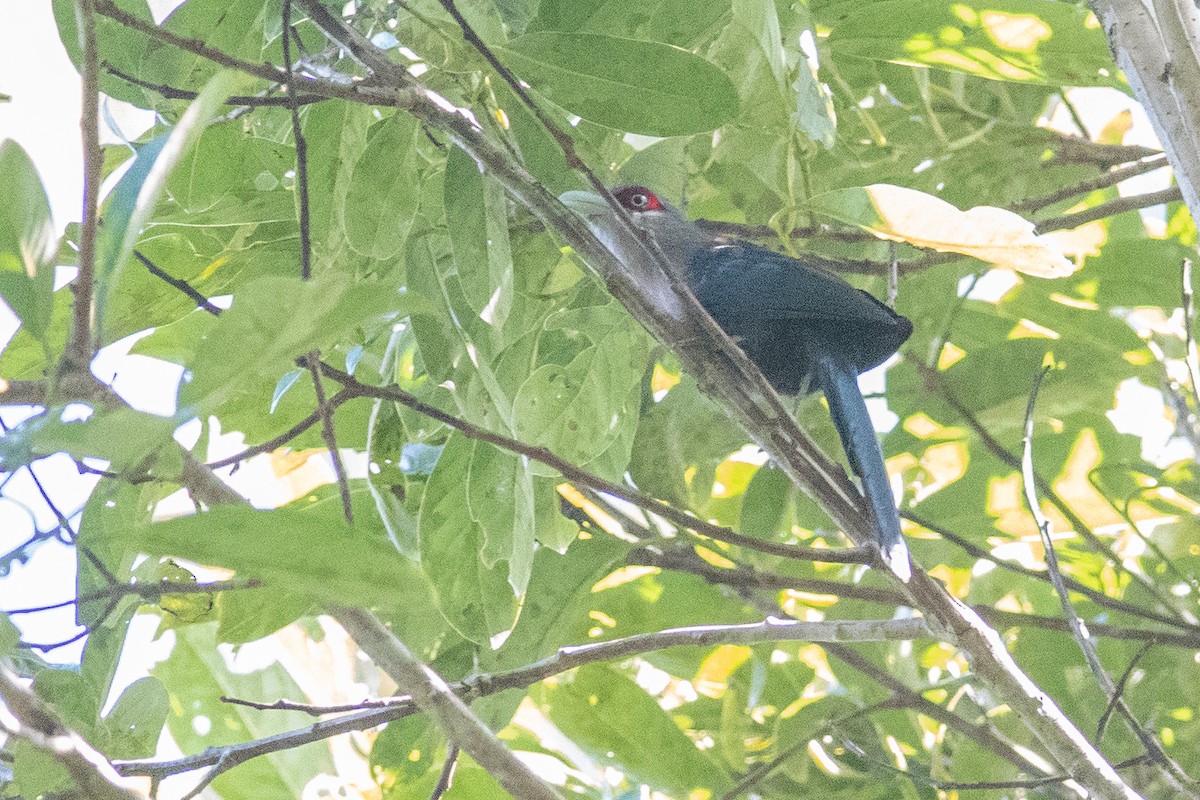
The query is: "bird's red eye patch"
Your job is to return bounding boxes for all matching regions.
[613,186,663,212]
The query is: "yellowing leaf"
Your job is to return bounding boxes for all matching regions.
[810,184,1075,277]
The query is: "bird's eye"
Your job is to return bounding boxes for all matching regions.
[615,186,661,211]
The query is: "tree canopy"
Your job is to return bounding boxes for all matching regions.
[1,1,1198,798]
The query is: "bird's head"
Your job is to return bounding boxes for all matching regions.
[559,185,706,271]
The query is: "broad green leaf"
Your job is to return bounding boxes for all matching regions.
[528,0,731,48]
[0,140,56,340]
[366,396,420,558]
[445,148,514,332]
[810,183,1074,276]
[0,405,177,474]
[154,623,330,800]
[513,301,649,478]
[179,274,401,417]
[342,113,422,260]
[51,0,160,107]
[827,0,1124,89]
[94,70,252,338]
[303,101,374,266]
[419,432,520,645]
[143,0,272,92]
[467,439,535,589]
[120,493,442,625]
[534,664,735,795]
[99,677,169,759]
[497,32,739,136]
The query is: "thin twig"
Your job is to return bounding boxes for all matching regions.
[134,250,223,315]
[903,511,1199,634]
[1182,258,1200,420]
[1035,186,1182,233]
[1098,640,1154,741]
[281,1,313,281]
[431,744,460,800]
[1012,156,1170,214]
[1021,362,1109,684]
[303,354,352,523]
[914,360,1186,616]
[1021,363,1191,794]
[206,389,352,469]
[93,0,289,82]
[7,577,252,616]
[220,694,405,715]
[105,64,323,107]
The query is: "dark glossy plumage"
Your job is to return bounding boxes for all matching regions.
[559,185,914,577]
[686,241,913,394]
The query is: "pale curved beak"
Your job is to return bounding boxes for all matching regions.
[558,190,609,221]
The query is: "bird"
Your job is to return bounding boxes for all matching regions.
[560,185,913,579]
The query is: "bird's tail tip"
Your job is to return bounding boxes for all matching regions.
[881,538,912,583]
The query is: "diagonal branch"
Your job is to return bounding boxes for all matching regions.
[331,606,567,800]
[317,361,871,565]
[0,668,142,800]
[1021,365,1190,794]
[69,0,103,370]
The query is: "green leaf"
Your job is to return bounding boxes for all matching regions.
[445,148,514,331]
[497,32,739,136]
[419,433,520,645]
[513,301,649,478]
[179,274,401,417]
[827,0,1124,89]
[0,405,177,474]
[367,395,420,558]
[121,493,442,625]
[342,113,422,260]
[534,663,734,795]
[467,439,536,589]
[99,677,169,759]
[94,70,253,337]
[0,140,56,340]
[528,0,731,48]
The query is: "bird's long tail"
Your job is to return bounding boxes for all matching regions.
[817,355,911,581]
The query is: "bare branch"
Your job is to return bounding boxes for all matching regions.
[332,606,568,800]
[0,668,142,800]
[134,250,223,315]
[281,1,313,281]
[1012,156,1171,214]
[69,0,102,369]
[1035,186,1183,233]
[94,0,288,82]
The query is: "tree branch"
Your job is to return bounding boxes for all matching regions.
[0,668,141,800]
[1035,186,1183,233]
[331,606,568,800]
[1090,1,1200,217]
[317,361,872,565]
[69,0,102,370]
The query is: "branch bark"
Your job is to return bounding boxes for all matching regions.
[1090,1,1200,217]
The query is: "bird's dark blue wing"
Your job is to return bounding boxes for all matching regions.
[686,242,912,391]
